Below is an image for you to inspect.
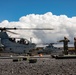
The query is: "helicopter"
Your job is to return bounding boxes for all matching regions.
[37,43,63,55]
[0,27,53,54]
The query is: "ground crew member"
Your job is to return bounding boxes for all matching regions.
[74,37,76,53]
[58,37,70,55]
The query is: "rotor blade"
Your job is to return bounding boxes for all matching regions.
[36,43,57,45]
[6,30,18,35]
[16,28,54,30]
[0,27,54,30]
[0,27,16,30]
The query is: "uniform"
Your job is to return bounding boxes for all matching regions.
[74,37,76,52]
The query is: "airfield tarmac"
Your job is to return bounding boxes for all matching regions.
[0,55,76,75]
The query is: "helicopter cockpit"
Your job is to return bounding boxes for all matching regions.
[17,38,29,45]
[9,38,29,45]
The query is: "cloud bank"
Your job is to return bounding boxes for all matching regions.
[0,12,76,44]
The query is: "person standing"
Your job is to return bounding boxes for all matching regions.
[74,37,76,53]
[58,37,70,55]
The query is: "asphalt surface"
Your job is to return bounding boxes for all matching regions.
[0,55,76,75]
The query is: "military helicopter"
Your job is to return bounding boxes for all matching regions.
[38,43,63,55]
[0,27,53,54]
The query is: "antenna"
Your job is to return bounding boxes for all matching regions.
[30,37,32,43]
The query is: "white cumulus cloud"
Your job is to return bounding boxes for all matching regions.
[0,12,76,44]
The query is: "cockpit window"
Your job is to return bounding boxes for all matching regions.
[9,38,16,42]
[17,38,29,45]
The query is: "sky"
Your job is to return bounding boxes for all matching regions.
[0,0,76,21]
[0,0,76,45]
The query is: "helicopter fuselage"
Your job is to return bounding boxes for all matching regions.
[38,43,62,54]
[0,32,36,54]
